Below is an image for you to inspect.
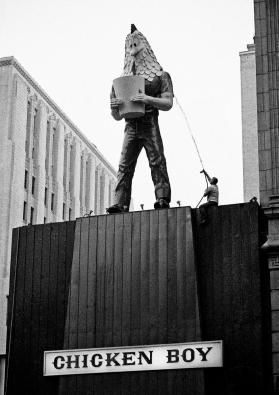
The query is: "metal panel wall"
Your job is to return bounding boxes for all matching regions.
[5,203,269,394]
[6,207,204,395]
[6,221,76,394]
[193,202,271,394]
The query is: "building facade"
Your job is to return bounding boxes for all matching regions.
[240,43,259,202]
[254,0,279,392]
[0,56,116,391]
[254,0,279,207]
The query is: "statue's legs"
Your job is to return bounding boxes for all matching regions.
[114,123,143,209]
[112,115,171,211]
[143,119,171,204]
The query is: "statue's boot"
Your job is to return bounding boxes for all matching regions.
[106,204,126,214]
[154,198,170,210]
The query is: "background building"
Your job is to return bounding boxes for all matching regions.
[240,43,259,201]
[254,0,279,391]
[0,56,116,391]
[254,0,279,207]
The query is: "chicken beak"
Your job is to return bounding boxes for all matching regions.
[130,47,138,57]
[130,43,144,57]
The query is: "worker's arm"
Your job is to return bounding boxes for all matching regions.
[130,91,173,111]
[203,189,209,197]
[201,169,212,183]
[203,185,213,197]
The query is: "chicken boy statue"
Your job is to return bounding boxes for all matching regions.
[107,24,173,213]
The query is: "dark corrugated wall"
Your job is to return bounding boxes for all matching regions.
[6,207,204,395]
[58,207,203,395]
[192,202,271,394]
[6,221,76,394]
[5,203,270,394]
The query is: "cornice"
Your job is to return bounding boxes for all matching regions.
[0,56,116,177]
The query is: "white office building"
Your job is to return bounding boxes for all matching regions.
[239,43,259,202]
[0,56,117,391]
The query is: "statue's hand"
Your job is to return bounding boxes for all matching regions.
[110,98,124,109]
[130,93,149,104]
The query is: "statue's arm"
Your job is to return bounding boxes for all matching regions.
[130,91,173,111]
[148,92,173,111]
[111,104,123,121]
[110,87,123,121]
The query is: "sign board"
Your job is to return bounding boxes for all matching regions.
[44,340,223,376]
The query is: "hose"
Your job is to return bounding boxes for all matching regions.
[175,96,208,188]
[175,96,205,169]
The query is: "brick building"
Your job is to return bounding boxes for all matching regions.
[0,56,116,391]
[240,43,259,201]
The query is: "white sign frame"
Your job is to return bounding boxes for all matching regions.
[44,340,223,376]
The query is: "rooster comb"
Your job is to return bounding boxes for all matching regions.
[131,24,137,33]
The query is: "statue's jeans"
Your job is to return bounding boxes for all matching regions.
[114,113,171,209]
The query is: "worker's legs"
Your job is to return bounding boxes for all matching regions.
[199,201,218,224]
[143,117,171,207]
[112,123,142,211]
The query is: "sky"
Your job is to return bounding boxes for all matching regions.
[0,0,255,210]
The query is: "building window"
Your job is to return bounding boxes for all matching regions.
[69,208,72,221]
[31,176,35,195]
[30,207,34,225]
[25,100,32,156]
[24,170,28,189]
[45,120,50,173]
[85,160,90,211]
[44,217,46,224]
[63,203,65,220]
[69,144,74,195]
[51,193,54,211]
[63,139,67,188]
[33,108,37,134]
[51,128,57,180]
[23,201,27,221]
[44,187,47,206]
[94,169,99,214]
[99,172,105,214]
